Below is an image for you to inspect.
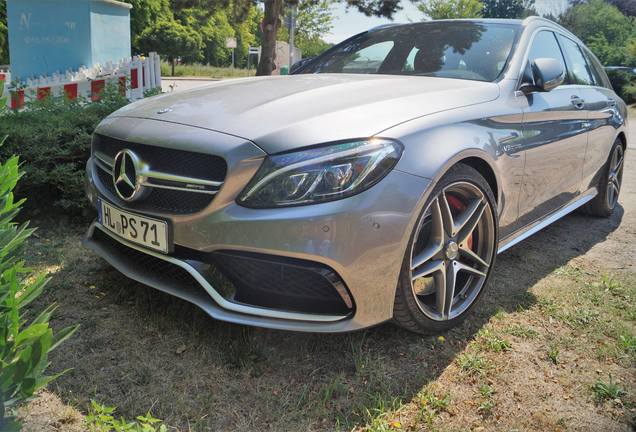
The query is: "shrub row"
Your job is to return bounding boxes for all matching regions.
[607,70,636,104]
[0,88,128,216]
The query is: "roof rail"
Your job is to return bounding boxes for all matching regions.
[521,15,579,40]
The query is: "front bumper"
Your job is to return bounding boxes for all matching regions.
[84,118,431,332]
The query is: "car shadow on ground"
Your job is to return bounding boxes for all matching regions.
[32,204,624,431]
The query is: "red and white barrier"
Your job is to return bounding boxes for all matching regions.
[2,52,162,110]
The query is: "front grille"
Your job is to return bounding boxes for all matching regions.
[92,134,227,215]
[94,134,226,181]
[211,251,354,315]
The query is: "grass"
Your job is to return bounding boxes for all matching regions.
[456,353,488,376]
[591,375,627,404]
[547,345,560,365]
[18,171,636,432]
[160,61,256,78]
[475,328,512,352]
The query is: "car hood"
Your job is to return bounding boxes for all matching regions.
[111,74,499,154]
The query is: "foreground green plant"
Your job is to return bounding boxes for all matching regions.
[591,374,626,404]
[86,400,167,432]
[0,149,79,430]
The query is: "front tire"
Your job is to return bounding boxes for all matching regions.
[393,164,498,334]
[581,139,625,218]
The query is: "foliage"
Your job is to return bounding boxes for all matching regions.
[138,19,203,75]
[608,0,636,17]
[160,61,256,77]
[482,0,534,18]
[606,70,636,104]
[590,374,626,404]
[279,0,335,58]
[0,148,79,430]
[86,400,167,432]
[0,0,7,65]
[560,0,636,66]
[418,0,484,19]
[121,0,172,53]
[0,87,128,215]
[558,0,636,101]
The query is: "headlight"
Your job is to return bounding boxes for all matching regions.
[237,138,403,208]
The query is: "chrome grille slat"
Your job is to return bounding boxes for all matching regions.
[93,156,223,195]
[92,134,227,215]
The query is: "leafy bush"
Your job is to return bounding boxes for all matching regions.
[607,70,636,104]
[0,146,79,430]
[0,87,128,216]
[86,400,167,432]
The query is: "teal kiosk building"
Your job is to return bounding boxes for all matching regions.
[7,0,132,80]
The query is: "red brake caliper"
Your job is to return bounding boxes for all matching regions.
[446,194,474,251]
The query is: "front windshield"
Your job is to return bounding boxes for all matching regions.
[297,22,520,82]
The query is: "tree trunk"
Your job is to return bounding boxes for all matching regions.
[257,0,284,76]
[171,57,176,77]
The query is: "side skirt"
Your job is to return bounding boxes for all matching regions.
[497,188,598,254]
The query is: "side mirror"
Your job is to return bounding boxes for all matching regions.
[525,57,565,93]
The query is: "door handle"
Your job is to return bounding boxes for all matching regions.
[570,95,585,110]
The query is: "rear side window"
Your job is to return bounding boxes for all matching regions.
[524,31,567,85]
[557,35,594,85]
[582,48,611,88]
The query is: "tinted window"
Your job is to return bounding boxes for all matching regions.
[524,31,566,86]
[342,41,394,73]
[298,22,520,82]
[558,35,594,85]
[582,48,610,88]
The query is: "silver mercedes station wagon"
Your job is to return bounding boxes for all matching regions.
[84,17,628,334]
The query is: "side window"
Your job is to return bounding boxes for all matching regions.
[341,41,394,74]
[557,35,594,85]
[525,31,566,86]
[583,48,610,88]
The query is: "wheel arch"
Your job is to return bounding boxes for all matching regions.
[616,131,627,151]
[455,156,499,204]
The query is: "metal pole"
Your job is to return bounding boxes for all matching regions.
[289,4,297,69]
[232,48,235,69]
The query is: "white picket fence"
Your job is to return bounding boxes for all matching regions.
[0,52,162,110]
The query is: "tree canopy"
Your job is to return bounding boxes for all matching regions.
[418,0,484,19]
[560,0,636,66]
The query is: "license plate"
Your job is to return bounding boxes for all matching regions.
[98,200,169,253]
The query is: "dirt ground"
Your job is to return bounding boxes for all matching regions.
[19,140,636,430]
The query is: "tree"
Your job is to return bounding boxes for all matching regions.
[418,0,484,19]
[121,0,173,53]
[609,0,636,17]
[560,0,636,65]
[257,0,402,76]
[0,0,7,65]
[278,0,335,58]
[482,0,534,18]
[138,20,203,75]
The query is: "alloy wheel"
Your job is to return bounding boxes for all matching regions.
[409,181,495,321]
[606,145,624,210]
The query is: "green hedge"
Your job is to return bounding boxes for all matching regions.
[0,88,127,216]
[607,70,636,104]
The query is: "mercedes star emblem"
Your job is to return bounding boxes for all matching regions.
[113,149,142,201]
